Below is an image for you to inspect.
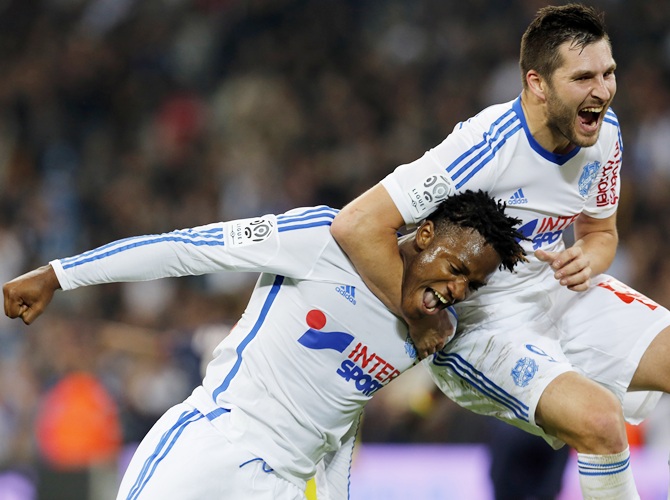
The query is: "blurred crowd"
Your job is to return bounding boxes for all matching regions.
[1,0,670,497]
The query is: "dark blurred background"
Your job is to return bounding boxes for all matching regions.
[0,0,669,498]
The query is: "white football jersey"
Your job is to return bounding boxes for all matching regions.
[51,206,425,486]
[382,96,622,306]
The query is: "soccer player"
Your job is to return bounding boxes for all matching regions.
[330,4,670,499]
[3,191,525,499]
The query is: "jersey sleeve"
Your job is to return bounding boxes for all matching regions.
[380,151,456,225]
[381,106,510,225]
[52,206,338,291]
[582,115,622,218]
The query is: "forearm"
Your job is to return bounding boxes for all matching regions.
[573,232,617,276]
[573,213,619,277]
[334,218,404,315]
[331,185,406,315]
[332,185,454,358]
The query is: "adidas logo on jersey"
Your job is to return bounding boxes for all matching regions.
[336,285,357,305]
[508,188,528,205]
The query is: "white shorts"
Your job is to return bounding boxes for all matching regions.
[425,274,670,449]
[116,402,307,500]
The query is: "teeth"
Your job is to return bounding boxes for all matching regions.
[582,107,602,113]
[433,289,448,304]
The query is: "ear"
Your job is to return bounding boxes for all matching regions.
[415,220,435,250]
[525,69,547,102]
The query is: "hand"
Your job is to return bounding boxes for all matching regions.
[3,265,61,324]
[407,309,456,360]
[535,247,592,291]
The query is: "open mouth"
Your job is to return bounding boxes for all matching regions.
[578,106,603,132]
[423,287,451,314]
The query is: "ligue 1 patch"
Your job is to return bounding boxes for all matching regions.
[407,174,453,219]
[511,357,538,387]
[228,216,275,247]
[579,161,600,196]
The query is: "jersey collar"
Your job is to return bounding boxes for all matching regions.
[512,95,581,166]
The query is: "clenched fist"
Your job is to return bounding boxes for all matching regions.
[3,265,61,325]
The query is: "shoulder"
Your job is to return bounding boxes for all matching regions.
[430,99,521,179]
[451,99,519,136]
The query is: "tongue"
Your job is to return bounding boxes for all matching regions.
[423,290,439,309]
[579,111,597,128]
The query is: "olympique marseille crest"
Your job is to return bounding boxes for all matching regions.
[511,357,538,387]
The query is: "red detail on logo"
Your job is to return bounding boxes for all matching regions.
[597,279,658,310]
[306,309,327,330]
[596,140,621,207]
[348,342,400,383]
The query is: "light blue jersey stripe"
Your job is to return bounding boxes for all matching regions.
[604,108,623,152]
[276,206,338,223]
[127,409,205,500]
[211,275,284,401]
[446,110,521,189]
[432,352,529,421]
[278,220,333,232]
[61,228,224,269]
[277,206,337,232]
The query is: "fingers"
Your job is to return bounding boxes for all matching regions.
[535,247,592,290]
[416,342,443,360]
[3,284,22,319]
[5,296,43,325]
[534,249,557,263]
[3,266,59,325]
[18,304,42,325]
[3,291,30,324]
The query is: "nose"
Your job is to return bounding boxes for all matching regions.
[592,75,613,102]
[448,277,469,303]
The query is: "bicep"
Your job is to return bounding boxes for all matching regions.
[331,184,405,247]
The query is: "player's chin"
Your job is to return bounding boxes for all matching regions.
[574,122,601,146]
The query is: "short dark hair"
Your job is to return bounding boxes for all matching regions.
[426,190,527,272]
[520,3,610,87]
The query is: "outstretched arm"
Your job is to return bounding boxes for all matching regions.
[4,265,61,325]
[4,209,337,324]
[331,184,454,358]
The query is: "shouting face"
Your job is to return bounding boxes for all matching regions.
[400,222,501,321]
[544,38,617,151]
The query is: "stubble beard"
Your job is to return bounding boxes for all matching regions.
[545,89,601,149]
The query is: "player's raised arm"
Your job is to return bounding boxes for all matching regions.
[3,265,61,325]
